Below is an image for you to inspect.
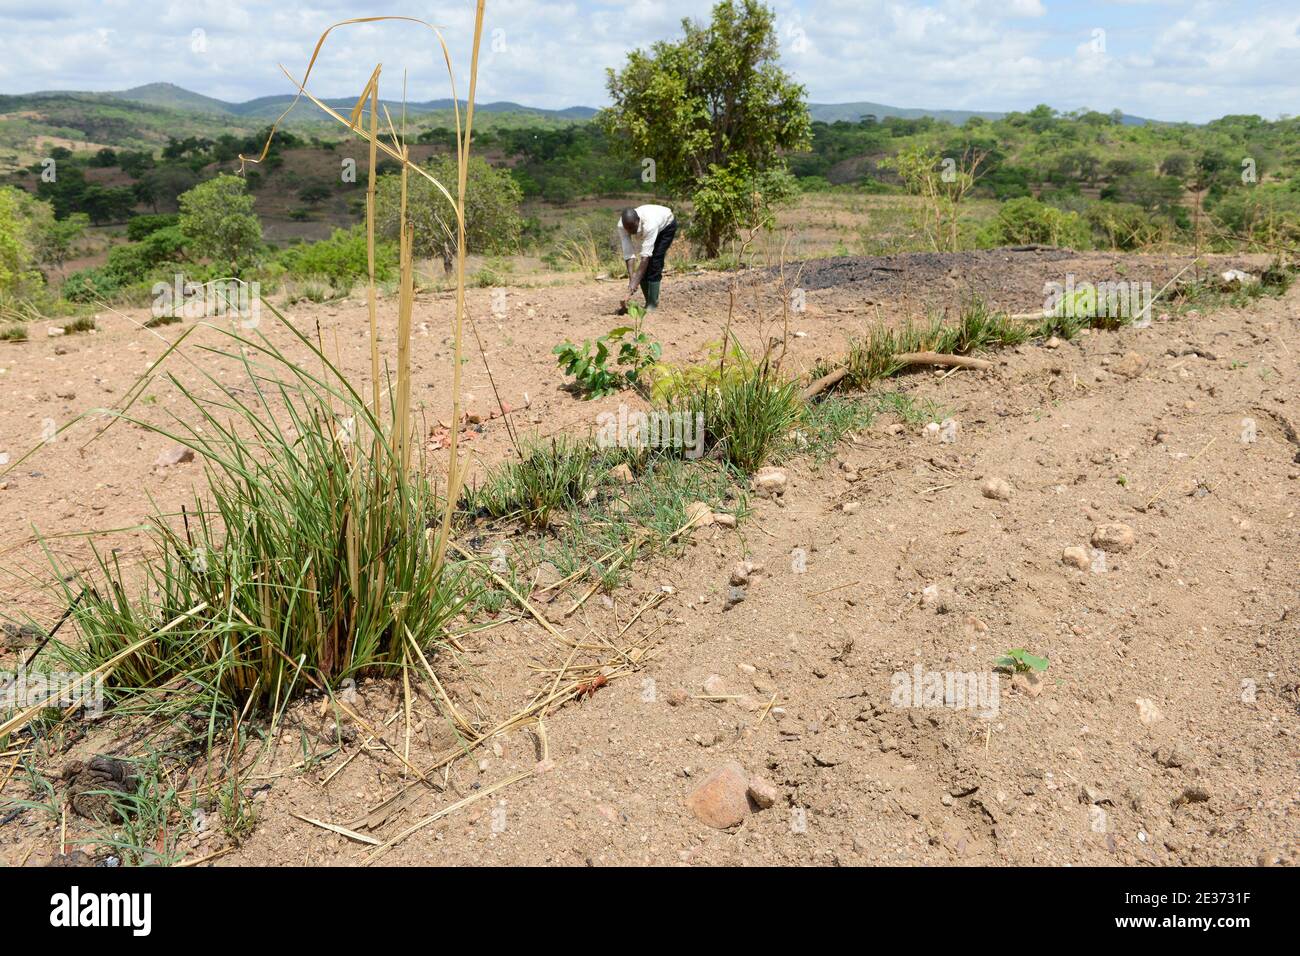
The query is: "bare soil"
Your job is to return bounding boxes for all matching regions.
[1,248,1296,867]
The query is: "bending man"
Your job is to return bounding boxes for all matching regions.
[618,204,676,312]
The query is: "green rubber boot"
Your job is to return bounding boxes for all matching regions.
[643,280,661,310]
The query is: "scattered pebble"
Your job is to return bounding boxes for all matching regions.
[1061,545,1090,570]
[154,445,195,468]
[685,501,713,527]
[1091,522,1136,553]
[752,466,787,497]
[981,477,1013,502]
[746,775,779,810]
[1135,697,1164,725]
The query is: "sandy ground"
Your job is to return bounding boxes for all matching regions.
[1,249,1296,866]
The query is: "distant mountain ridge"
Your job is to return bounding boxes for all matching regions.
[105,82,599,123]
[24,82,1158,127]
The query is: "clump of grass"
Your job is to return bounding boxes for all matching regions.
[798,395,877,462]
[1167,260,1296,313]
[944,298,1031,352]
[494,452,744,593]
[666,356,800,473]
[871,390,944,425]
[144,313,182,329]
[463,436,610,528]
[841,299,1029,389]
[48,315,468,714]
[0,324,27,342]
[61,316,96,334]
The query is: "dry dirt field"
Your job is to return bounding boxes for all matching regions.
[1,248,1296,867]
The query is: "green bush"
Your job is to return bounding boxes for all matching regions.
[1084,201,1172,250]
[276,227,396,287]
[980,197,1091,248]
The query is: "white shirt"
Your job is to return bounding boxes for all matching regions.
[619,204,674,261]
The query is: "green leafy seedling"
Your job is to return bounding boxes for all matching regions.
[995,648,1049,674]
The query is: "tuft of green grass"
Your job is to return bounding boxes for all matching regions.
[799,395,877,462]
[463,436,611,528]
[841,299,1030,391]
[46,307,467,717]
[475,451,744,595]
[144,313,183,329]
[665,356,800,473]
[61,316,96,334]
[0,324,28,342]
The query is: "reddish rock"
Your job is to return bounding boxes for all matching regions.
[687,761,750,829]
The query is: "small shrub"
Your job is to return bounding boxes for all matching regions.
[0,324,27,342]
[62,316,96,334]
[277,227,393,288]
[981,197,1090,249]
[555,309,661,399]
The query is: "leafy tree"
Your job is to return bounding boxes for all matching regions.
[375,155,522,272]
[600,0,811,257]
[90,148,119,168]
[31,209,89,276]
[177,174,262,275]
[134,164,201,213]
[0,186,42,296]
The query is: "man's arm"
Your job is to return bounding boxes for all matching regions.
[626,257,649,295]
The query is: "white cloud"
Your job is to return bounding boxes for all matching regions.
[0,0,1295,121]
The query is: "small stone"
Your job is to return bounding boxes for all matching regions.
[842,501,860,515]
[686,761,751,829]
[155,445,195,468]
[747,775,779,810]
[729,563,750,586]
[666,688,689,707]
[1091,522,1136,553]
[712,513,737,528]
[702,674,727,696]
[753,466,787,497]
[610,463,634,484]
[1114,351,1148,379]
[1135,697,1163,725]
[1061,546,1090,570]
[981,477,1013,502]
[685,501,713,526]
[534,758,556,774]
[1044,336,1062,349]
[723,586,746,610]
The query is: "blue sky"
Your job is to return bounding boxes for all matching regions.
[0,0,1296,122]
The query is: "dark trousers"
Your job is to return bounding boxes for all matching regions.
[641,218,677,289]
